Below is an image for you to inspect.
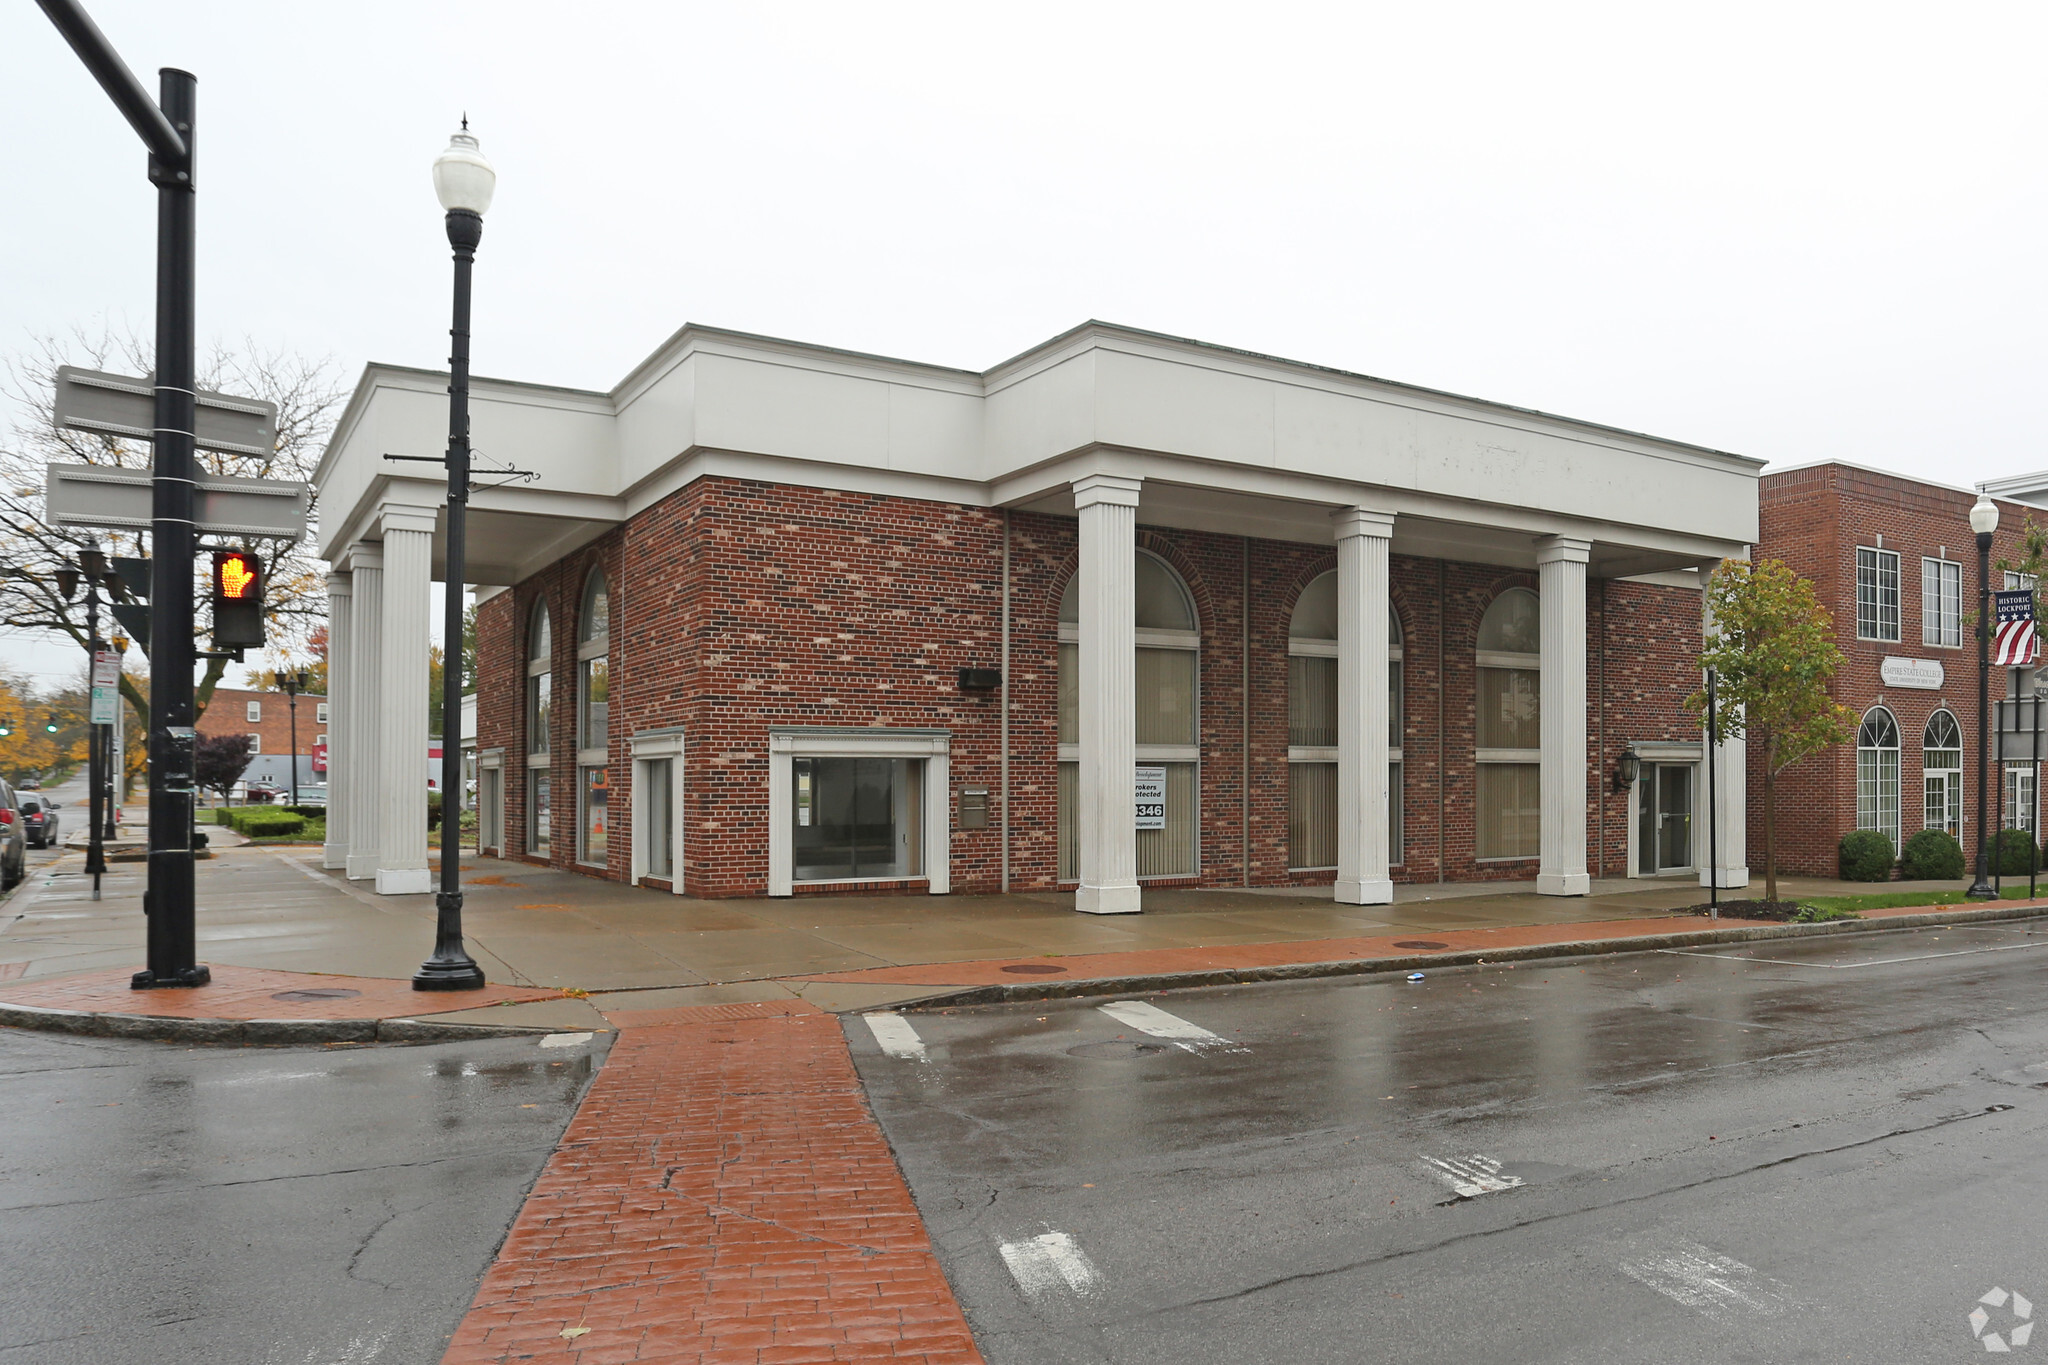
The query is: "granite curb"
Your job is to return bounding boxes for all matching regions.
[0,1000,562,1045]
[899,900,2048,1009]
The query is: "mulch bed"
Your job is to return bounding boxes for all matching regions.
[1677,899,1809,920]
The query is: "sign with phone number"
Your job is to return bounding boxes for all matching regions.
[1135,765,1166,829]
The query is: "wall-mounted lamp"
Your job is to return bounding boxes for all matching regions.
[1613,746,1640,793]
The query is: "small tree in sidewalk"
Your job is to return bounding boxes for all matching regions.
[1687,559,1856,904]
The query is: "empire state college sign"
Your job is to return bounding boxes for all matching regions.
[1880,657,1944,690]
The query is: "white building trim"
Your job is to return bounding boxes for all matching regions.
[766,728,950,898]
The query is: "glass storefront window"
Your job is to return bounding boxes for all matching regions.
[792,757,924,881]
[644,758,672,880]
[530,771,551,855]
[580,765,608,865]
[579,657,608,751]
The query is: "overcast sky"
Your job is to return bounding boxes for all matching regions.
[4,0,2045,687]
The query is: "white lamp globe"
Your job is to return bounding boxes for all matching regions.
[433,123,496,215]
[1971,495,2000,536]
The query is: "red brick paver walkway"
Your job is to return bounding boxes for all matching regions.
[442,1001,984,1365]
[0,965,560,1019]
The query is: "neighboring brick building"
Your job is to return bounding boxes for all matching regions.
[195,685,327,790]
[317,322,1760,904]
[1754,462,2038,877]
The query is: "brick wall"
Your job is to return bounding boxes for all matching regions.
[1754,463,2036,877]
[474,476,1707,897]
[196,686,327,757]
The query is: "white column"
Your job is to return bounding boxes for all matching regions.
[1335,508,1395,905]
[1700,557,1752,890]
[1074,474,1142,915]
[376,506,437,895]
[1537,536,1592,896]
[345,546,384,881]
[321,571,352,870]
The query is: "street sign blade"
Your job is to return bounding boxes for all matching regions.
[45,464,308,541]
[110,602,151,655]
[54,365,279,459]
[111,556,151,601]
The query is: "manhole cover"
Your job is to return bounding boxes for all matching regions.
[1067,1040,1170,1060]
[270,988,363,1003]
[1000,963,1068,975]
[1393,941,1450,951]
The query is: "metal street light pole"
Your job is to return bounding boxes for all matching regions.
[413,122,493,992]
[280,670,305,808]
[1969,495,2000,899]
[36,0,211,987]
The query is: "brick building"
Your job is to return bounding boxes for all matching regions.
[194,685,327,791]
[1754,462,2040,877]
[314,323,1759,904]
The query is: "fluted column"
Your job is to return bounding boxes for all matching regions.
[1336,508,1396,905]
[1537,536,1591,896]
[1701,557,1752,890]
[321,571,352,870]
[1074,474,1142,915]
[376,506,437,895]
[345,545,384,881]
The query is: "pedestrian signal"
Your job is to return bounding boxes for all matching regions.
[210,550,265,650]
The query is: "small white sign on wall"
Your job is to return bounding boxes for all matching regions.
[1880,657,1944,690]
[1134,766,1166,830]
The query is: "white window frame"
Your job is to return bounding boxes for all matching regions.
[1922,557,1962,648]
[477,749,505,856]
[315,702,329,725]
[246,733,261,755]
[1476,588,1541,862]
[1922,709,1962,836]
[1857,705,1901,851]
[631,728,685,893]
[1857,546,1900,642]
[2004,762,2038,836]
[246,700,262,722]
[1623,741,1702,877]
[768,728,950,896]
[1284,586,1402,871]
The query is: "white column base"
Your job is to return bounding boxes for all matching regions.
[1700,865,1751,890]
[1076,883,1142,915]
[375,867,433,896]
[1538,872,1591,896]
[346,854,380,881]
[322,842,347,870]
[1335,877,1394,905]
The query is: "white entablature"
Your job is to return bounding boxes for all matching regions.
[316,321,1760,586]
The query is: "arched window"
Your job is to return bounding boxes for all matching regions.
[526,598,552,855]
[1283,571,1403,869]
[1476,588,1540,860]
[1923,709,1961,837]
[1857,706,1900,852]
[576,571,611,867]
[1056,551,1200,880]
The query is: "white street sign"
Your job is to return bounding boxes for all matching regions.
[54,366,278,458]
[1135,765,1166,830]
[90,649,118,725]
[45,463,308,542]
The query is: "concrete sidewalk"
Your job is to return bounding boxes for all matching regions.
[1,840,2029,1033]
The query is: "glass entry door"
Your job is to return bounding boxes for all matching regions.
[1637,762,1695,875]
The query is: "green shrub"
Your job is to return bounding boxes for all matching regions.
[238,812,306,838]
[1900,828,1965,880]
[1993,827,2039,877]
[283,804,325,818]
[213,807,235,827]
[1838,829,1894,882]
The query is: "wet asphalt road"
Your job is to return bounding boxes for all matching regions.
[851,920,2048,1364]
[0,1028,606,1364]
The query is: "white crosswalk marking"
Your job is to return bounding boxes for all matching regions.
[1619,1239,1795,1323]
[1422,1154,1525,1197]
[862,1012,929,1061]
[1096,1000,1245,1052]
[998,1230,1100,1298]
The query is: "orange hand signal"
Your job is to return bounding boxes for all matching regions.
[218,556,257,599]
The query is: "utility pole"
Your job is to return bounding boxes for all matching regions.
[36,0,211,985]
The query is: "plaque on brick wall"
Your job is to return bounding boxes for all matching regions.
[1880,657,1944,690]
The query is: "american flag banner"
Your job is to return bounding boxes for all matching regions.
[1994,589,2038,666]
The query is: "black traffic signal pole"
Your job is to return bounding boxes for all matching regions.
[413,207,486,991]
[37,0,210,986]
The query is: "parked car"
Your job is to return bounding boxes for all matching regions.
[19,795,59,849]
[0,780,25,890]
[242,783,286,804]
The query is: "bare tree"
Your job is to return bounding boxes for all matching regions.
[0,326,345,727]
